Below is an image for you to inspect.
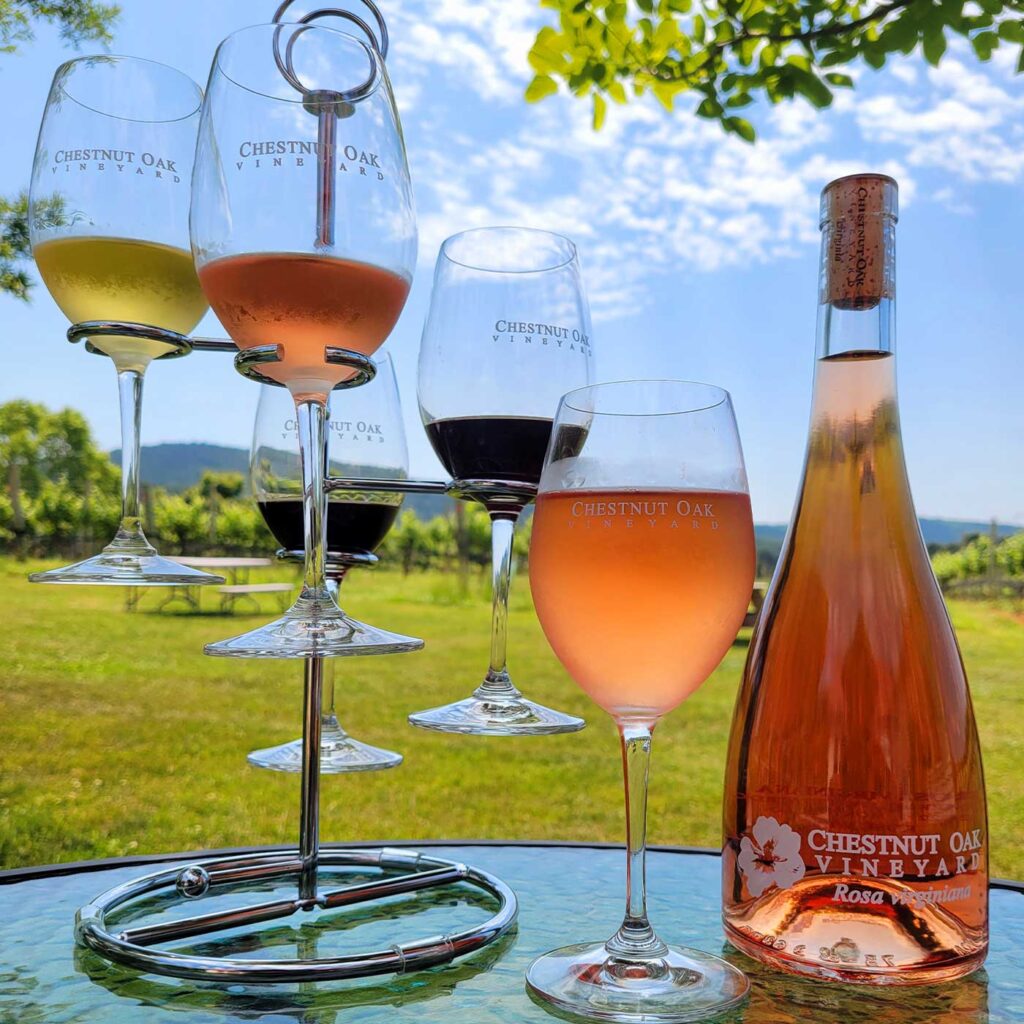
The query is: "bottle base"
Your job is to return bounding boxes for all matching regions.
[724,920,987,986]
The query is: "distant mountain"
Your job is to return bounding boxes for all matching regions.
[756,518,1021,558]
[112,443,249,493]
[115,444,1021,542]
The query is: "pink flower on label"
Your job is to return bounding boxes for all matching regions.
[737,816,806,897]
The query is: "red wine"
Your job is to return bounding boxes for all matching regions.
[425,416,554,484]
[258,498,400,555]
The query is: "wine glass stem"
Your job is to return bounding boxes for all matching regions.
[110,366,153,552]
[606,722,668,960]
[299,654,324,901]
[295,398,330,602]
[474,512,521,701]
[323,575,347,723]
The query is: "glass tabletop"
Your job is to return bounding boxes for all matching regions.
[1,843,1021,1023]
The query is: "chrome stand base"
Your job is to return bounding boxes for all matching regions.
[75,847,518,983]
[248,714,403,773]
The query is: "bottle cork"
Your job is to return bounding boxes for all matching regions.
[820,174,898,311]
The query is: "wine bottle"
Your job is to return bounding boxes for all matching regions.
[722,174,988,985]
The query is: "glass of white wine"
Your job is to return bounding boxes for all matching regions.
[28,55,223,586]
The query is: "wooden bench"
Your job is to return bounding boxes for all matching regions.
[217,582,293,614]
[743,580,769,628]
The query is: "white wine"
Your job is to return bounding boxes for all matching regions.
[34,236,208,368]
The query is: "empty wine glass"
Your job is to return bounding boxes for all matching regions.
[409,227,593,735]
[248,352,413,772]
[29,56,222,587]
[526,380,755,1022]
[190,21,417,657]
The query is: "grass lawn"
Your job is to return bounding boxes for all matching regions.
[1,558,1021,878]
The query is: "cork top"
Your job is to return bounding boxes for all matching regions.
[819,174,898,310]
[819,173,898,226]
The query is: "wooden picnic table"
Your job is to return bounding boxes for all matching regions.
[125,557,288,613]
[744,579,769,628]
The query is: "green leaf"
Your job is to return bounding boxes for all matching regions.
[923,28,947,66]
[653,17,679,52]
[998,20,1024,44]
[725,116,756,142]
[793,69,833,107]
[528,27,567,73]
[1018,44,1024,72]
[637,0,654,11]
[862,45,886,69]
[607,80,628,103]
[726,91,754,107]
[824,72,853,86]
[592,92,607,129]
[819,50,850,67]
[525,74,559,102]
[696,96,724,118]
[972,30,999,59]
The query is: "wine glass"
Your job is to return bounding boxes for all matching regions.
[190,21,417,657]
[409,227,592,735]
[248,352,412,772]
[28,56,222,587]
[526,380,755,1022]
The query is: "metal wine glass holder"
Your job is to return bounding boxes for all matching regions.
[69,344,519,983]
[66,0,520,987]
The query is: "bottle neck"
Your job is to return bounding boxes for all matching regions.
[815,213,896,360]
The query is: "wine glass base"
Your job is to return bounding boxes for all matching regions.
[28,550,224,587]
[205,610,423,659]
[248,718,403,773]
[408,696,585,736]
[526,941,749,1023]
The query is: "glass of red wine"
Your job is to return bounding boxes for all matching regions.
[409,227,593,735]
[190,21,416,658]
[248,352,415,772]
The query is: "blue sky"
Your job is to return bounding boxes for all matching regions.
[1,0,1021,523]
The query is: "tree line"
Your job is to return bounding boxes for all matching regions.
[0,399,519,569]
[3,399,1019,585]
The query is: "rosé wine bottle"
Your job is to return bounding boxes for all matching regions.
[722,174,988,985]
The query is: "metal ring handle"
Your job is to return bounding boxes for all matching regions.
[273,0,388,58]
[447,478,539,504]
[325,477,451,494]
[76,847,518,983]
[271,3,383,107]
[67,321,192,360]
[233,345,376,389]
[276,547,379,572]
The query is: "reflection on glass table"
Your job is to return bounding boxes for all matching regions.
[1,844,1020,1024]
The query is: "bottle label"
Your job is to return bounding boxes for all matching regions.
[735,814,985,906]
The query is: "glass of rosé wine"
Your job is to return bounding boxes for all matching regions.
[190,22,416,658]
[526,379,755,1022]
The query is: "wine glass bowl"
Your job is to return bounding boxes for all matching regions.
[525,379,755,1022]
[409,227,593,735]
[28,55,222,587]
[191,22,417,658]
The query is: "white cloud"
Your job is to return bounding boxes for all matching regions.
[386,5,1022,319]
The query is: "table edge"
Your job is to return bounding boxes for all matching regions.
[2,840,1020,894]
